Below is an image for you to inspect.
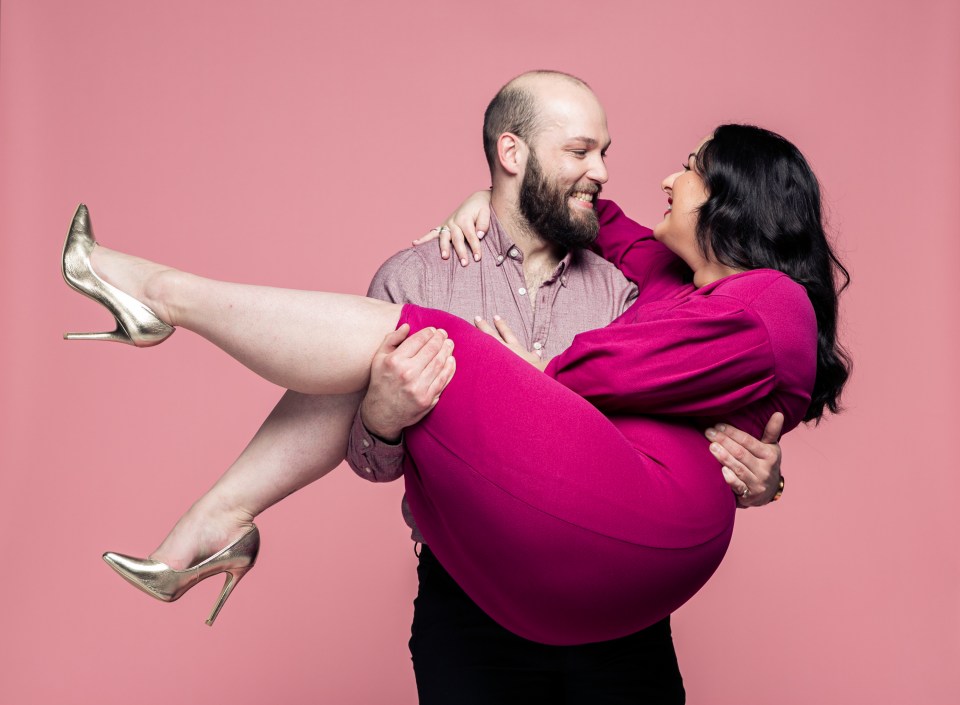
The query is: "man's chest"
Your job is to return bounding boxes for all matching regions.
[434,263,618,359]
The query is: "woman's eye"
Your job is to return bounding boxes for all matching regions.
[571,150,587,157]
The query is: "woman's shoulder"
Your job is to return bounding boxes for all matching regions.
[707,269,808,308]
[707,270,816,356]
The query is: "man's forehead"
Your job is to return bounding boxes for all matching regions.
[537,101,610,145]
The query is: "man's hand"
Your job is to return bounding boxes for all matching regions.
[705,413,784,508]
[359,324,457,442]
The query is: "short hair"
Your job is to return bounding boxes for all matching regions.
[482,71,591,172]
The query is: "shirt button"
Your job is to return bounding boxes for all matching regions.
[509,248,520,259]
[518,287,527,296]
[533,342,543,350]
[364,467,373,474]
[496,255,504,263]
[362,439,370,448]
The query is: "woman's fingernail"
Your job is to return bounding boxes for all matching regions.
[705,428,717,439]
[477,231,485,239]
[460,257,468,267]
[474,253,481,261]
[710,443,721,454]
[716,424,727,432]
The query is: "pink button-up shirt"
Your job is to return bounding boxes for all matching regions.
[345,207,638,541]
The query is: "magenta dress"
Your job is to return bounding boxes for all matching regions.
[398,200,817,645]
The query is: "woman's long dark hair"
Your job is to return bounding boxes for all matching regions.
[694,124,850,422]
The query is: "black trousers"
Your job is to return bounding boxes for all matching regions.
[410,546,685,705]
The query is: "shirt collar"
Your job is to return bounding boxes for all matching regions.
[485,208,521,266]
[487,208,574,287]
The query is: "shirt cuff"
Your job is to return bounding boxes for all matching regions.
[346,408,407,482]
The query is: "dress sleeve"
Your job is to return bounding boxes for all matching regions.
[344,248,431,483]
[594,199,691,304]
[544,294,777,418]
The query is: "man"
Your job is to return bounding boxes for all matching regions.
[345,71,783,704]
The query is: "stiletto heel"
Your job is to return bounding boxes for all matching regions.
[102,525,259,626]
[62,204,174,347]
[206,566,251,626]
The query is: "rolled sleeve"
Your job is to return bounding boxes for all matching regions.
[345,408,407,482]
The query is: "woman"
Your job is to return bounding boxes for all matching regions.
[64,124,849,645]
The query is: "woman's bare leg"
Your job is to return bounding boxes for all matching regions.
[79,238,459,568]
[151,389,361,569]
[90,246,403,394]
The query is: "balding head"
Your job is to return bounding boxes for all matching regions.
[482,71,609,249]
[482,71,595,173]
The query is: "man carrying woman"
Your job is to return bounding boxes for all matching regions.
[64,70,845,704]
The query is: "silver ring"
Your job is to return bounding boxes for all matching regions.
[740,487,749,498]
[431,226,443,233]
[439,226,451,233]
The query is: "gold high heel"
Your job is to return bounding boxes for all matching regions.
[62,204,174,346]
[102,525,260,626]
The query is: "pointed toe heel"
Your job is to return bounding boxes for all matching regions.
[62,204,174,347]
[102,525,259,625]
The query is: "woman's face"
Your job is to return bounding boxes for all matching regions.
[652,136,711,269]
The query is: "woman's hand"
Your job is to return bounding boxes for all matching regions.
[413,190,492,266]
[474,315,548,370]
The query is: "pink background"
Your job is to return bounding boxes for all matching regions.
[1,1,957,703]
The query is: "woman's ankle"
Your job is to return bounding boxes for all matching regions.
[90,246,181,326]
[150,499,255,569]
[141,267,187,327]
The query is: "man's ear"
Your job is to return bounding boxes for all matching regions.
[497,133,527,176]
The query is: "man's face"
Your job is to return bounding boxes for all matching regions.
[517,86,610,249]
[519,148,603,249]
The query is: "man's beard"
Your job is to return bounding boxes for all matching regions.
[518,151,600,250]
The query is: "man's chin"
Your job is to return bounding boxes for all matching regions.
[570,209,599,237]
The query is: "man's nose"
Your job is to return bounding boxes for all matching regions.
[588,155,608,185]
